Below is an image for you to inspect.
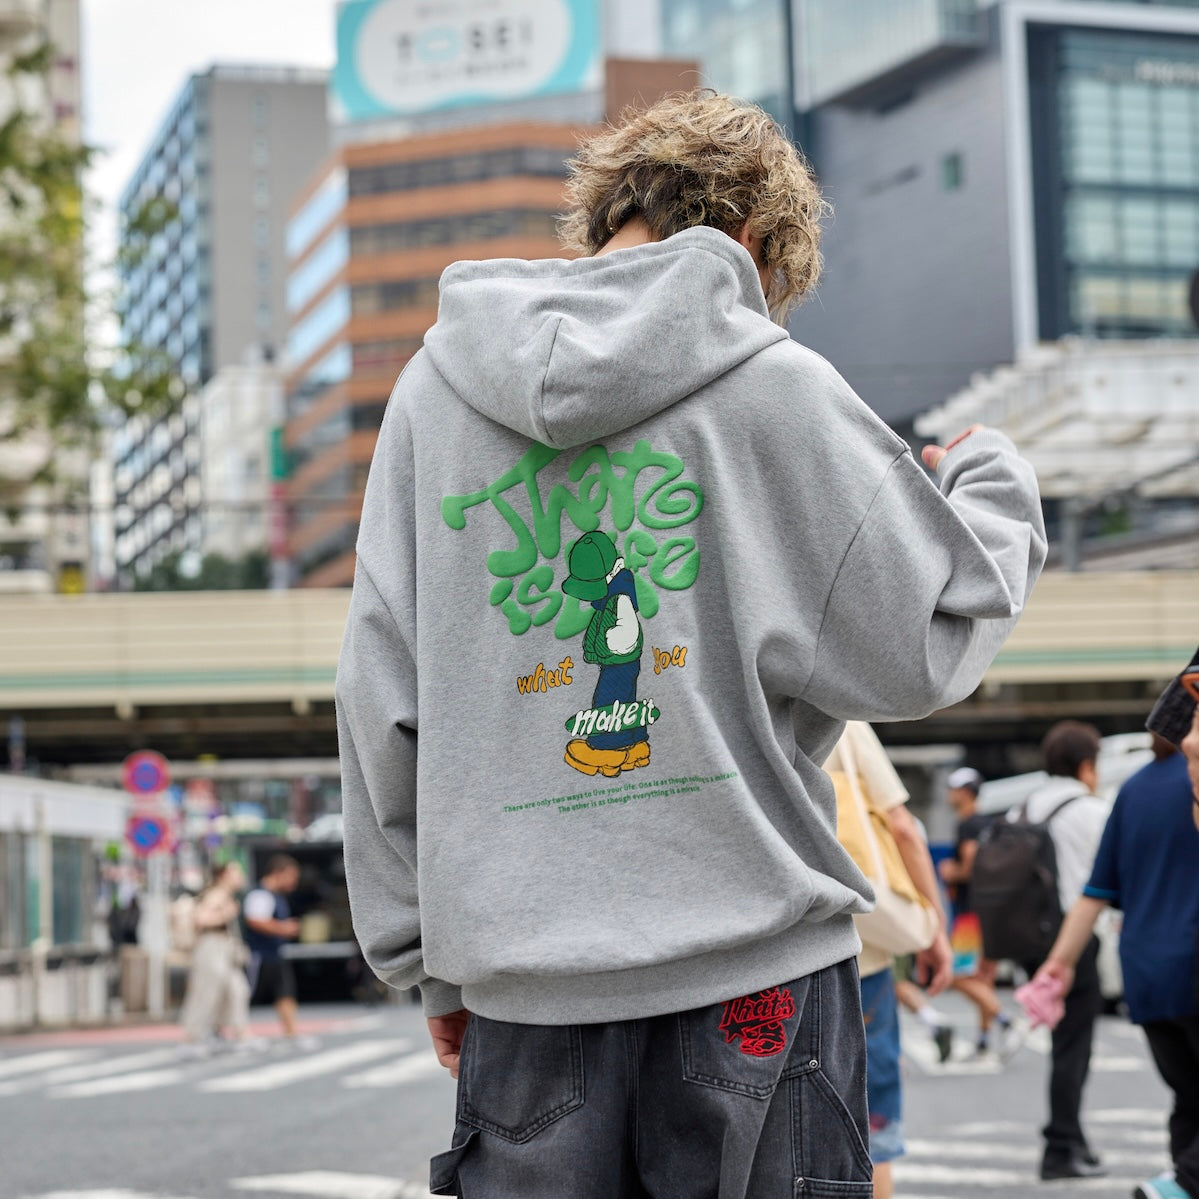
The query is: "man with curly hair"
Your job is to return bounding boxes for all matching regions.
[337,92,1047,1198]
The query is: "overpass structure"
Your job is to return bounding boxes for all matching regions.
[0,574,1196,769]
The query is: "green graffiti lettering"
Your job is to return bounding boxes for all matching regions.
[637,451,704,530]
[650,537,700,591]
[444,437,705,638]
[516,565,562,628]
[499,597,532,635]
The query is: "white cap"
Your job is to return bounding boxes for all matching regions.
[947,766,983,792]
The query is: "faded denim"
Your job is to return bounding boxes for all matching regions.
[430,957,871,1199]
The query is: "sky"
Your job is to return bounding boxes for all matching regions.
[82,0,339,247]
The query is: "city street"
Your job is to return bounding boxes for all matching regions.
[0,994,1175,1199]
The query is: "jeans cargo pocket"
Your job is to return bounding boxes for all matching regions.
[429,1127,478,1196]
[458,1014,584,1143]
[790,960,873,1185]
[680,977,812,1098]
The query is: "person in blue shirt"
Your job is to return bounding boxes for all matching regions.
[1036,736,1199,1199]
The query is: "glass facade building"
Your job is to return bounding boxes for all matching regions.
[1031,24,1199,338]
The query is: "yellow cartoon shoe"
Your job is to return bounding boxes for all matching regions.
[622,741,651,770]
[565,739,628,778]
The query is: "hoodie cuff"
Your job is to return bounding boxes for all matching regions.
[420,977,465,1017]
[936,427,1019,489]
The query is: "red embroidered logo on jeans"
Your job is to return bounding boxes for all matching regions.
[719,986,796,1057]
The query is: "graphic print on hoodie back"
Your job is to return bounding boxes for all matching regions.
[442,438,707,799]
[336,227,1047,1024]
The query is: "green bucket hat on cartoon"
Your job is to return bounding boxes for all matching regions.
[562,531,619,601]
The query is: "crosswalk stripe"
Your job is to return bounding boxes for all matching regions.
[27,1191,198,1199]
[342,1048,446,1089]
[1090,1107,1167,1125]
[894,1161,1143,1189]
[52,1068,185,1099]
[0,1050,91,1079]
[0,1048,185,1095]
[904,1138,1164,1170]
[201,1039,399,1093]
[231,1172,433,1199]
[950,1120,1031,1137]
[1092,1054,1152,1072]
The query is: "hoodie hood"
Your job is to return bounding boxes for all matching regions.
[422,226,789,449]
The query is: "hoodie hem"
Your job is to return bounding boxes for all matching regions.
[456,914,861,1025]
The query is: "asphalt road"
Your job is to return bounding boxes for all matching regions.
[0,994,1175,1199]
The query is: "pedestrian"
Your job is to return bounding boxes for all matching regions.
[828,722,953,1199]
[178,861,253,1054]
[1019,720,1110,1181]
[1032,734,1199,1199]
[243,854,312,1048]
[935,767,1021,1058]
[336,90,1047,1199]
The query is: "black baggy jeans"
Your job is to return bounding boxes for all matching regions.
[1142,1015,1199,1199]
[430,957,872,1199]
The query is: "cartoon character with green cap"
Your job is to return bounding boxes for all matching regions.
[561,530,650,777]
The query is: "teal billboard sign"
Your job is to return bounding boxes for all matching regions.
[333,0,602,120]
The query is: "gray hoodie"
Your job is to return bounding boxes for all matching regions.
[336,226,1047,1023]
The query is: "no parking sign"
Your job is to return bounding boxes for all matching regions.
[123,750,171,796]
[126,813,170,856]
[123,750,173,855]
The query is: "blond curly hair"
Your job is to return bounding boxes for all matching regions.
[559,92,829,321]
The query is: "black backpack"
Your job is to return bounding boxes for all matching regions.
[971,795,1083,965]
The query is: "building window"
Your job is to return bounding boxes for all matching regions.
[255,214,271,248]
[254,175,271,208]
[251,92,270,126]
[252,135,270,166]
[941,152,964,191]
[1030,25,1199,339]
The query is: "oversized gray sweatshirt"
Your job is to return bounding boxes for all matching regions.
[336,226,1047,1023]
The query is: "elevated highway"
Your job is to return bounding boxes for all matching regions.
[1,572,1196,768]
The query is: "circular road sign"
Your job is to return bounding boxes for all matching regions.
[126,814,170,857]
[123,750,171,796]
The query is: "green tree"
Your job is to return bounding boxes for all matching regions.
[133,550,270,593]
[0,41,177,490]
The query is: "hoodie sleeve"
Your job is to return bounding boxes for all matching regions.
[336,564,463,1018]
[801,429,1046,721]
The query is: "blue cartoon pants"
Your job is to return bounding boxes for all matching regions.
[588,661,643,751]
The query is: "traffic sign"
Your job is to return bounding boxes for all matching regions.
[123,750,170,796]
[126,813,170,856]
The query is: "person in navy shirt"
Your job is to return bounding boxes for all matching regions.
[1036,736,1199,1199]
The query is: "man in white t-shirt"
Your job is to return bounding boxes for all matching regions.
[1021,721,1110,1182]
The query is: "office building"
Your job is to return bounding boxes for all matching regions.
[283,121,586,587]
[787,0,1199,428]
[112,66,329,584]
[0,0,82,595]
